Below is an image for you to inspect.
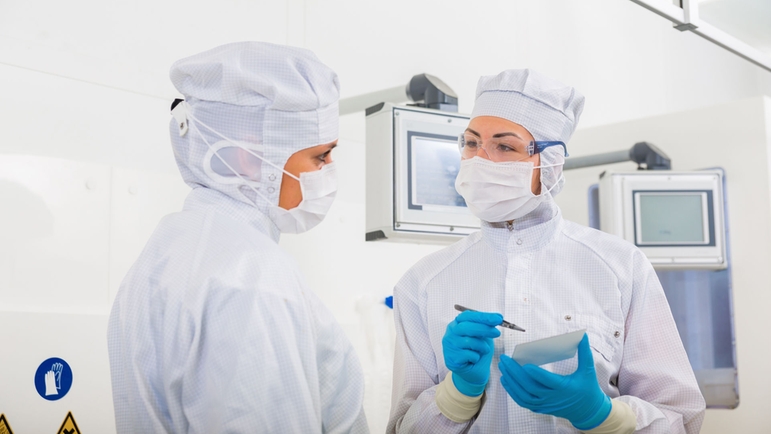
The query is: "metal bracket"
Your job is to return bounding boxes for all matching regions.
[339,73,459,115]
[674,22,698,32]
[564,141,671,171]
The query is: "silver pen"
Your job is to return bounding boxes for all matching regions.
[454,304,526,332]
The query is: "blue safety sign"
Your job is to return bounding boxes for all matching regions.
[34,357,73,401]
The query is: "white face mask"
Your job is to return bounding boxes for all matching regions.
[455,157,563,223]
[180,102,338,234]
[268,163,337,234]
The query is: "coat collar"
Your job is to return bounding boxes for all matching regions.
[183,187,281,243]
[480,197,562,255]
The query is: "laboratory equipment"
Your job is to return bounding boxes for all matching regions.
[340,73,458,115]
[365,102,480,243]
[341,73,481,243]
[564,141,670,171]
[587,166,738,408]
[598,170,726,270]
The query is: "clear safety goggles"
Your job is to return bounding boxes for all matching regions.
[458,133,568,163]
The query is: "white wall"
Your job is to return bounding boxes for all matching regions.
[1,0,771,432]
[0,155,190,432]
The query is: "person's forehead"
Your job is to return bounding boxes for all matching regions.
[467,116,533,139]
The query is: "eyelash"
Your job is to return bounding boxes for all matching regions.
[466,141,515,151]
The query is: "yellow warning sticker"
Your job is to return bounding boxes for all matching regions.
[57,412,81,434]
[0,414,13,434]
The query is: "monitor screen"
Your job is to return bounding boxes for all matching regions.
[636,192,710,245]
[408,133,467,210]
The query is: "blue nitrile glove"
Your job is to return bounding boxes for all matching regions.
[498,334,612,430]
[442,310,503,396]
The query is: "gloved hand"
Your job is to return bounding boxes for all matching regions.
[442,310,503,396]
[498,334,612,430]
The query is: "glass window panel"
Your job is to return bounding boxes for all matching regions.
[697,0,771,56]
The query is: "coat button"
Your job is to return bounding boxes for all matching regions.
[268,174,276,181]
[564,315,572,321]
[516,239,523,245]
[614,331,621,338]
[267,187,275,193]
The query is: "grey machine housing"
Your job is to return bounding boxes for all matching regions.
[365,102,480,244]
[598,169,727,270]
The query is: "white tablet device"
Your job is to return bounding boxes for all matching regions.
[511,329,587,366]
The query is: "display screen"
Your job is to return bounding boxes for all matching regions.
[409,134,467,209]
[637,192,708,244]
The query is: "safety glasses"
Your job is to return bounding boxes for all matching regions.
[458,133,568,162]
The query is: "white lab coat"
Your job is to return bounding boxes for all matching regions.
[387,198,705,433]
[108,187,368,433]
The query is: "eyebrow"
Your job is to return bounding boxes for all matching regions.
[492,132,523,139]
[464,128,523,140]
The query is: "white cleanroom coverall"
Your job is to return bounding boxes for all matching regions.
[108,41,368,433]
[388,199,705,433]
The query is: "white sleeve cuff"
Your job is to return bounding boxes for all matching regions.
[582,399,637,434]
[435,372,484,423]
